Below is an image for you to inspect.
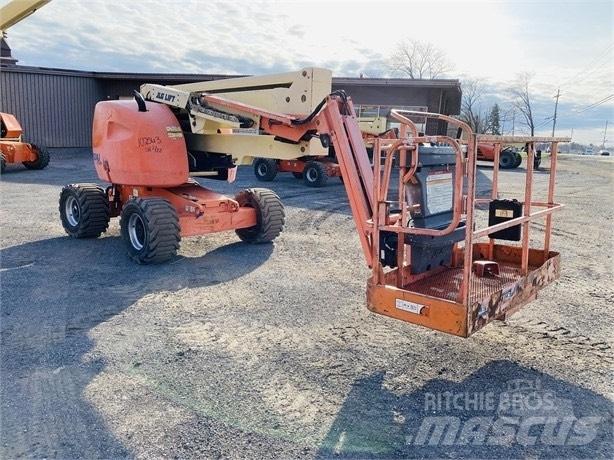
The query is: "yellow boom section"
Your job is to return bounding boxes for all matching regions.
[0,0,50,32]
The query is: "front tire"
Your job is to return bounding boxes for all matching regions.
[499,151,516,169]
[23,145,50,170]
[303,161,328,187]
[235,188,285,243]
[59,184,110,238]
[120,198,181,264]
[253,158,278,182]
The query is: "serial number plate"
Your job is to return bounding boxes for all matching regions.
[395,299,424,314]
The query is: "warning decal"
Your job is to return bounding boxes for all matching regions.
[426,172,453,214]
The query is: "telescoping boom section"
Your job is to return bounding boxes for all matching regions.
[151,88,568,337]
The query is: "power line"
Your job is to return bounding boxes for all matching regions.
[574,94,614,114]
[559,43,614,89]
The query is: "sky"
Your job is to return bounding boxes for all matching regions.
[3,0,613,145]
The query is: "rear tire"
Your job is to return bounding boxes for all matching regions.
[59,184,110,238]
[1,154,5,174]
[303,161,328,187]
[23,145,50,170]
[534,151,542,169]
[253,158,278,181]
[500,151,516,169]
[120,198,180,264]
[292,172,303,179]
[235,188,285,243]
[513,152,522,168]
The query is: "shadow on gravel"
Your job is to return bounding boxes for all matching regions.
[317,360,613,459]
[0,236,273,458]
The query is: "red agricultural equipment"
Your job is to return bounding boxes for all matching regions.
[59,69,569,337]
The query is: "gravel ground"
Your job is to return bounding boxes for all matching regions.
[1,150,612,459]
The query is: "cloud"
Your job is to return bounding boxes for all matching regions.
[4,0,613,143]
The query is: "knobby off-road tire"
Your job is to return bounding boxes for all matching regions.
[120,198,181,264]
[235,188,285,243]
[253,158,278,182]
[23,145,50,170]
[59,184,110,238]
[513,151,523,168]
[499,150,516,169]
[303,160,328,187]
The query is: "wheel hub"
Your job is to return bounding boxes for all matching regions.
[65,196,80,227]
[128,213,146,251]
[306,168,317,182]
[257,163,268,176]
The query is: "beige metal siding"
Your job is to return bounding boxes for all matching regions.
[0,68,103,147]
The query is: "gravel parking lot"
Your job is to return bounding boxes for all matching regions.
[1,151,612,458]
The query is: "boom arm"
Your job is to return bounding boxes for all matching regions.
[199,91,377,266]
[141,85,376,264]
[0,0,50,33]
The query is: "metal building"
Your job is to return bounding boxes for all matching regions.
[0,65,461,148]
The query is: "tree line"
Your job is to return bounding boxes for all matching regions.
[389,39,539,136]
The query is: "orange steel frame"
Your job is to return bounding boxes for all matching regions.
[107,182,257,237]
[278,157,342,177]
[0,112,39,164]
[367,110,569,336]
[187,93,568,336]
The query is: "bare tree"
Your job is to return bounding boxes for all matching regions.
[510,73,536,136]
[459,79,488,133]
[390,39,452,79]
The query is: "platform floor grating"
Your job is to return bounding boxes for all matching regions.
[405,263,532,303]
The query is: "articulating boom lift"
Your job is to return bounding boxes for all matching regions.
[0,0,51,173]
[60,69,568,337]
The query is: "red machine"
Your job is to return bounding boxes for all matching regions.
[60,84,568,337]
[253,155,342,187]
[59,97,284,263]
[0,112,49,173]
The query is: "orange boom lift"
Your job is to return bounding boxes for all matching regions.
[0,0,52,173]
[59,71,569,337]
[0,112,50,173]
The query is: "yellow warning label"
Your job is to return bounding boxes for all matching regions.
[495,209,514,218]
[166,126,183,139]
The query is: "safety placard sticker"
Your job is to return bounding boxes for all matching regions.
[495,209,514,218]
[426,172,453,214]
[166,126,183,139]
[395,298,424,315]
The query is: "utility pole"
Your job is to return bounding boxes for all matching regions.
[552,88,561,137]
[602,120,609,149]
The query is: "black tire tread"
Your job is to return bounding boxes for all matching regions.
[23,145,50,170]
[500,151,516,169]
[235,188,285,243]
[59,184,110,238]
[303,160,328,187]
[120,198,180,264]
[253,158,278,182]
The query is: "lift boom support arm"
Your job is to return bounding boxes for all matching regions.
[143,87,376,265]
[0,0,50,33]
[204,92,376,266]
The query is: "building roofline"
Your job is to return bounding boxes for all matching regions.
[1,64,461,90]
